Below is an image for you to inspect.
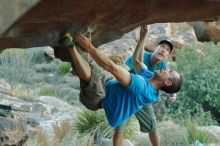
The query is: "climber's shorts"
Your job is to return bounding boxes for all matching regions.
[79,59,113,111]
[116,104,157,133]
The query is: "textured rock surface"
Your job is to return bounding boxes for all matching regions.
[0,0,220,51]
[0,94,79,143]
[191,21,220,42]
[0,80,12,95]
[0,0,40,35]
[98,138,133,146]
[0,117,28,146]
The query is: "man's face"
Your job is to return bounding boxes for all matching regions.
[152,43,171,60]
[155,68,180,83]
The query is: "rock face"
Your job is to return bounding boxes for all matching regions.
[99,138,133,146]
[0,0,220,52]
[147,23,198,51]
[0,117,28,146]
[0,92,80,142]
[0,0,40,35]
[190,21,220,42]
[0,80,12,96]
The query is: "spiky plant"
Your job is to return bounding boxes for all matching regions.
[74,109,138,144]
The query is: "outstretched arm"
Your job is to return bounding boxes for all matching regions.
[76,33,131,87]
[133,25,148,73]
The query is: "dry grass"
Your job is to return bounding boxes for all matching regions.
[36,128,49,146]
[52,121,71,144]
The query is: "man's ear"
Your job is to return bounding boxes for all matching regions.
[163,80,172,86]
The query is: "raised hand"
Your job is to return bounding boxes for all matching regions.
[76,33,94,52]
[140,25,148,39]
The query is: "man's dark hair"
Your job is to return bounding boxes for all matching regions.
[161,74,183,93]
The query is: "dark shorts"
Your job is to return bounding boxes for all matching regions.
[79,56,113,111]
[116,104,157,133]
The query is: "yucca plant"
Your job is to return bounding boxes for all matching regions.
[73,109,138,144]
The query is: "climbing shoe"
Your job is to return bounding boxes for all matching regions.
[59,32,76,48]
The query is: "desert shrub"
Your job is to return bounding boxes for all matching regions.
[0,49,46,83]
[159,121,189,146]
[26,48,47,64]
[11,84,40,101]
[58,62,72,75]
[166,42,220,125]
[0,49,34,83]
[40,85,56,96]
[186,119,219,144]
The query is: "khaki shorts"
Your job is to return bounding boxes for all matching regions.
[116,104,157,133]
[79,58,113,111]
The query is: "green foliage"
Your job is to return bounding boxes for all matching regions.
[177,43,220,112]
[186,119,219,144]
[58,62,72,75]
[40,85,56,96]
[74,109,137,144]
[167,42,220,125]
[166,98,216,125]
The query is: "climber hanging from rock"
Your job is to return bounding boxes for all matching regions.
[59,25,182,129]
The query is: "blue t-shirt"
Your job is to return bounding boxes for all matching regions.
[125,51,167,73]
[103,68,159,128]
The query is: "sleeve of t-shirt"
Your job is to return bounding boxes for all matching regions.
[125,51,150,69]
[161,61,168,69]
[138,67,154,79]
[126,73,145,94]
[125,55,133,69]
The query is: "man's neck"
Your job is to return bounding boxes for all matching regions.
[150,54,161,66]
[149,78,160,90]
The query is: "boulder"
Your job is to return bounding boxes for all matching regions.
[190,21,220,42]
[0,92,79,137]
[0,0,40,35]
[0,80,12,95]
[0,117,28,146]
[198,126,220,142]
[146,23,198,59]
[0,0,220,55]
[99,138,133,146]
